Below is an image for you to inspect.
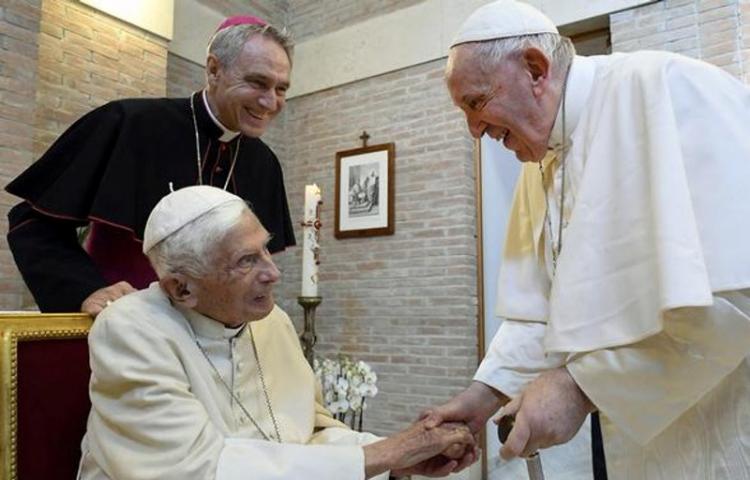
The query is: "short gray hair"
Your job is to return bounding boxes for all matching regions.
[146,199,250,279]
[208,23,294,67]
[459,32,575,86]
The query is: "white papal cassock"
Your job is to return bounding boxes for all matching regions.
[475,52,750,479]
[77,283,388,480]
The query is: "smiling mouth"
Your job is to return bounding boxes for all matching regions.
[245,108,267,121]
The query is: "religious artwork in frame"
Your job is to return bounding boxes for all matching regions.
[334,142,395,239]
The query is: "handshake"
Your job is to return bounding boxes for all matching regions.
[362,416,477,479]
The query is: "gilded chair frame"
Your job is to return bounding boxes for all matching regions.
[0,313,92,480]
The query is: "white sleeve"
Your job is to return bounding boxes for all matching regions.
[87,314,370,480]
[217,438,367,480]
[567,291,750,445]
[474,319,567,398]
[219,427,391,480]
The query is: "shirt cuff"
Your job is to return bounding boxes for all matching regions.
[475,319,566,398]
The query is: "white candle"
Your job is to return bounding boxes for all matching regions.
[301,184,322,297]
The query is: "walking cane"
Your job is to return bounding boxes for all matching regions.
[497,415,545,480]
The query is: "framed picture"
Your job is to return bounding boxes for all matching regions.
[334,143,395,239]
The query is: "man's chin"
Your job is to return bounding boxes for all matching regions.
[239,127,265,138]
[239,120,270,138]
[247,298,274,321]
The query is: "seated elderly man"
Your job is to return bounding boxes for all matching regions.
[77,185,474,480]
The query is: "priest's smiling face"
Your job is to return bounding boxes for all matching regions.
[192,212,281,327]
[445,44,559,163]
[206,34,291,138]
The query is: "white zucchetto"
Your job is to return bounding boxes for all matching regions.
[450,0,558,48]
[143,185,241,253]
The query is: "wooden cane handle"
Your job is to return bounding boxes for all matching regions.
[496,414,515,444]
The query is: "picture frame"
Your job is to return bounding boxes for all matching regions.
[334,142,395,239]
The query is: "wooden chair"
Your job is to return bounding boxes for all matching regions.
[0,313,92,480]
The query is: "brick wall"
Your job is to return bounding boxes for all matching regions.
[166,53,205,98]
[288,0,424,42]
[0,0,169,310]
[197,0,288,27]
[35,0,167,154]
[271,59,478,435]
[0,0,42,309]
[741,0,750,83]
[611,0,749,81]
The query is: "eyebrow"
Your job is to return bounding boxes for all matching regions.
[245,73,290,90]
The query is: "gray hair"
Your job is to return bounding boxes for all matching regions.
[207,23,294,67]
[454,32,575,87]
[146,199,250,279]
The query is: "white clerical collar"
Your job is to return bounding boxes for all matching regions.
[548,55,596,151]
[180,304,245,340]
[202,90,241,143]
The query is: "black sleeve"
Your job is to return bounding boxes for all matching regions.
[7,202,107,312]
[275,156,296,252]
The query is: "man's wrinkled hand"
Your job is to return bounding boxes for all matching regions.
[364,419,474,478]
[420,381,508,433]
[388,421,476,478]
[496,367,594,460]
[81,281,137,317]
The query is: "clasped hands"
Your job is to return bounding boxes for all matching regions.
[418,367,594,466]
[364,418,477,479]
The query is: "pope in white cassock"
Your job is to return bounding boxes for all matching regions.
[76,186,475,480]
[424,1,750,479]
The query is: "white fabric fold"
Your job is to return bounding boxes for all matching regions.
[567,291,750,445]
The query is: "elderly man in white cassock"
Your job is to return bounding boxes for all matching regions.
[77,185,475,480]
[424,1,750,479]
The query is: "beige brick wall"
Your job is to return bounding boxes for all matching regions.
[34,0,167,155]
[0,0,42,309]
[741,0,750,83]
[288,0,424,42]
[197,0,288,28]
[0,0,169,310]
[166,53,205,98]
[269,59,478,435]
[611,0,748,81]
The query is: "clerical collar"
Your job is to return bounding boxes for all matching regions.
[179,304,246,340]
[547,55,596,151]
[202,90,241,143]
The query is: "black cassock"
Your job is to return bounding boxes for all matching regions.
[6,91,295,312]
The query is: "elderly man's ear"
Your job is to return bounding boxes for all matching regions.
[521,47,551,91]
[206,55,222,86]
[160,275,199,308]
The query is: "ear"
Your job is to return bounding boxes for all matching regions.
[160,274,199,309]
[206,54,222,86]
[521,47,551,96]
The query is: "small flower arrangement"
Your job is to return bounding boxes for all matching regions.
[314,354,378,431]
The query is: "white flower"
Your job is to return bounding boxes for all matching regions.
[329,399,350,414]
[358,383,378,398]
[314,354,378,416]
[349,396,363,411]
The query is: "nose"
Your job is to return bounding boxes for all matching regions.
[466,113,486,139]
[257,253,281,284]
[257,88,279,112]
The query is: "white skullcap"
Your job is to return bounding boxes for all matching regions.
[143,185,242,253]
[450,0,558,48]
